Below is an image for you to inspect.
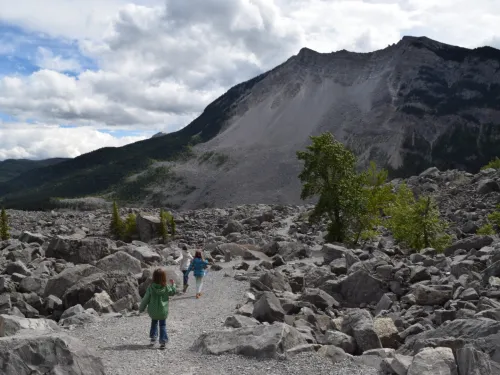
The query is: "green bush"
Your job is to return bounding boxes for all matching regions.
[124,213,137,242]
[110,201,124,239]
[477,223,495,235]
[386,183,451,252]
[159,209,176,243]
[481,157,500,170]
[0,207,10,240]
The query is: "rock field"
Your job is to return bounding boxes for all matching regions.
[2,166,500,374]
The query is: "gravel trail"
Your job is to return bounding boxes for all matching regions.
[71,269,377,375]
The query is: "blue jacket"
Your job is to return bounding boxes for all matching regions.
[187,257,209,277]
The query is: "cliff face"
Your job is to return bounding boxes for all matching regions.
[163,36,500,208]
[1,36,500,210]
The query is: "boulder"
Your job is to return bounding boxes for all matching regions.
[0,333,105,375]
[62,271,140,309]
[224,315,260,328]
[222,220,244,235]
[60,312,101,327]
[263,241,311,260]
[83,291,114,313]
[96,251,142,274]
[414,284,452,306]
[477,179,500,194]
[4,260,31,276]
[19,276,47,294]
[336,270,387,307]
[191,322,306,359]
[373,317,400,349]
[19,231,47,245]
[444,236,493,256]
[300,288,340,310]
[456,345,500,375]
[322,243,348,264]
[44,264,101,298]
[0,314,59,337]
[252,292,286,323]
[342,309,382,353]
[324,330,357,354]
[407,347,458,375]
[136,214,161,242]
[45,237,115,264]
[317,345,353,364]
[121,245,162,264]
[257,270,291,292]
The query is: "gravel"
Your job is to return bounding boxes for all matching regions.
[70,268,377,375]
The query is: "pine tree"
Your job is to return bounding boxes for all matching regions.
[387,183,451,252]
[297,132,364,242]
[0,207,10,241]
[159,209,175,243]
[124,213,137,242]
[110,201,124,239]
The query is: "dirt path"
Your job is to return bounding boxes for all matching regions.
[71,268,376,375]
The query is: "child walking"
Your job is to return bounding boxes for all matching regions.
[175,244,193,293]
[186,250,209,299]
[139,268,176,349]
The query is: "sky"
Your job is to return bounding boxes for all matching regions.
[0,0,499,161]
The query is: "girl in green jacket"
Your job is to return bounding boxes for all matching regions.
[139,268,176,349]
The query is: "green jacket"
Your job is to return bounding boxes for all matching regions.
[139,283,176,320]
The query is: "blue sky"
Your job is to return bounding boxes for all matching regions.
[1,0,500,160]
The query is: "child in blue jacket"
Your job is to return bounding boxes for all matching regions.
[186,250,209,299]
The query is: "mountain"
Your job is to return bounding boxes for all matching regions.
[151,132,167,138]
[1,36,500,210]
[0,158,68,183]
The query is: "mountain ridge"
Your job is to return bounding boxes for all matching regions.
[1,35,500,210]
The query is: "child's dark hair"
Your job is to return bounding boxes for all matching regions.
[153,268,167,286]
[194,250,203,259]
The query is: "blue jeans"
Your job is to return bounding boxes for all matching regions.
[182,270,189,286]
[150,319,168,344]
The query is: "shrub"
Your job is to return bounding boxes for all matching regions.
[386,183,451,252]
[124,213,137,242]
[481,157,500,170]
[159,209,176,243]
[477,223,495,235]
[110,201,124,239]
[0,207,10,240]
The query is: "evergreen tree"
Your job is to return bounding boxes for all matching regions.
[124,213,137,242]
[297,132,364,242]
[387,183,451,252]
[110,201,124,239]
[159,209,176,243]
[0,207,10,241]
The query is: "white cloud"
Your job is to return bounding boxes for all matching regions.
[0,123,147,160]
[35,47,82,73]
[1,0,500,160]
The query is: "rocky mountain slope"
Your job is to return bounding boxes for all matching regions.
[2,166,500,374]
[1,36,500,210]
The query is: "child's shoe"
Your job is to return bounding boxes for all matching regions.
[183,284,188,293]
[195,293,200,299]
[160,342,166,350]
[149,339,156,346]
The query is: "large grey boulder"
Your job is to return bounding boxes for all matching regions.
[324,330,357,354]
[342,309,382,353]
[46,237,115,264]
[0,314,59,337]
[96,251,142,274]
[191,322,306,359]
[456,345,500,375]
[0,333,105,375]
[224,315,260,328]
[477,179,500,194]
[444,236,494,256]
[257,270,292,292]
[121,245,162,264]
[322,243,348,264]
[414,284,452,306]
[300,288,339,310]
[326,270,387,307]
[407,347,458,375]
[62,271,140,309]
[136,214,161,242]
[19,231,47,245]
[44,264,101,298]
[252,292,285,323]
[400,319,500,358]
